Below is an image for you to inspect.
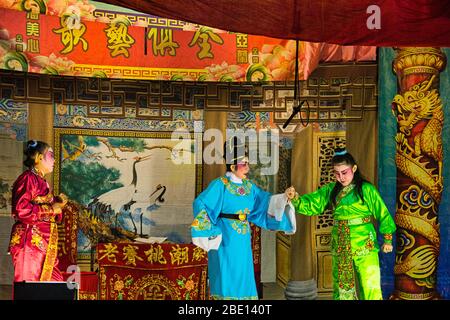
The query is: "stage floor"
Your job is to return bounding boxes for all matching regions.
[0,282,286,300]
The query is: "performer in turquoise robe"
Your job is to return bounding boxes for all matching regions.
[192,139,296,300]
[289,148,396,300]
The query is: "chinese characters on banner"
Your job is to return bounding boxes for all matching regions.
[0,7,375,81]
[97,242,208,300]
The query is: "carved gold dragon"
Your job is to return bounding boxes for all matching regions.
[392,75,443,287]
[393,75,443,203]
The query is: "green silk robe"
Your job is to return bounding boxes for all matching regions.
[291,181,396,300]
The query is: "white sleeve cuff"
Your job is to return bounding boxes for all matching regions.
[284,202,297,235]
[268,193,297,235]
[268,193,289,221]
[192,234,222,252]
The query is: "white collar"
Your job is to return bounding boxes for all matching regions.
[226,171,243,183]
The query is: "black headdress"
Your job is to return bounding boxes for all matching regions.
[223,136,247,165]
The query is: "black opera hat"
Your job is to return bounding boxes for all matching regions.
[223,136,247,165]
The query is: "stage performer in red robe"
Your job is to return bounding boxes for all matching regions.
[8,140,68,282]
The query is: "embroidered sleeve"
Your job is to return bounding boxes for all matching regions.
[36,204,58,221]
[191,209,212,231]
[191,178,224,251]
[364,183,396,236]
[291,183,334,216]
[247,187,296,234]
[32,193,59,221]
[12,174,54,224]
[383,233,393,244]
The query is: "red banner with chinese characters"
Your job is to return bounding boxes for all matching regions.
[97,242,208,300]
[57,200,79,272]
[0,7,375,81]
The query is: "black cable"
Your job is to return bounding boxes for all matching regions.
[282,40,310,128]
[299,99,310,127]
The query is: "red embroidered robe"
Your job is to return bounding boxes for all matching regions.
[8,170,63,282]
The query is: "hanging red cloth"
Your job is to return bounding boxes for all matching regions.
[98,0,450,46]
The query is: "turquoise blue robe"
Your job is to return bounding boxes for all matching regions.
[192,174,294,300]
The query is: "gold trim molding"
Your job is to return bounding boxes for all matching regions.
[393,48,446,75]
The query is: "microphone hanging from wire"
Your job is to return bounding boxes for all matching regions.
[283,99,307,129]
[282,39,310,129]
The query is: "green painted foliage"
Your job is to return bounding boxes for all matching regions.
[61,160,123,205]
[62,135,99,154]
[108,138,146,152]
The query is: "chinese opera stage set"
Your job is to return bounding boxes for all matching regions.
[1,0,450,300]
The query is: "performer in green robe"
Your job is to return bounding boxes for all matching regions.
[288,148,396,300]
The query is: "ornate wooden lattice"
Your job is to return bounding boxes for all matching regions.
[276,146,292,194]
[311,132,346,298]
[0,63,376,123]
[315,135,346,230]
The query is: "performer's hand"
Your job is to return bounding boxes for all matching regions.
[55,193,68,207]
[285,186,296,200]
[52,202,63,214]
[381,243,393,253]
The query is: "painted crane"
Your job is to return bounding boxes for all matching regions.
[88,154,152,235]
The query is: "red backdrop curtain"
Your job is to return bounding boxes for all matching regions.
[98,0,450,46]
